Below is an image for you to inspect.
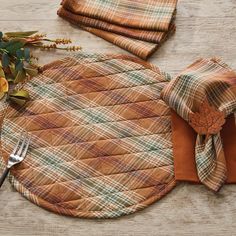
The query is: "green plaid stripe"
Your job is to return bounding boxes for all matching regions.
[62,0,177,31]
[58,8,174,43]
[79,25,163,60]
[58,0,177,59]
[161,58,236,191]
[0,53,176,218]
[0,98,8,173]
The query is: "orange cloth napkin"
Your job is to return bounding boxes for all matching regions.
[161,58,236,191]
[58,0,177,59]
[172,111,236,184]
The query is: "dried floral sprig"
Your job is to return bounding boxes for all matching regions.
[66,46,82,51]
[41,43,57,50]
[43,38,72,45]
[0,30,82,106]
[55,38,72,44]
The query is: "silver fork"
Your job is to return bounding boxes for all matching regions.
[0,132,30,188]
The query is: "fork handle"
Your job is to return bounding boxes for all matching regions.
[0,167,10,188]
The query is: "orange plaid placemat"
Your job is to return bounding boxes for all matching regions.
[0,53,176,218]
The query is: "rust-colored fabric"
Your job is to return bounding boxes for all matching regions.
[162,58,236,191]
[57,0,177,60]
[58,8,175,60]
[58,7,175,44]
[171,110,198,182]
[61,0,177,31]
[0,53,176,218]
[172,110,236,183]
[223,114,236,183]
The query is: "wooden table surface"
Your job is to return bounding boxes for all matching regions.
[1,0,236,235]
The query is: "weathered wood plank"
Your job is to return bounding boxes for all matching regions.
[1,0,236,235]
[1,16,236,75]
[0,0,236,20]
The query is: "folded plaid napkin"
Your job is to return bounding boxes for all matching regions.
[161,58,236,191]
[171,111,236,184]
[58,8,175,43]
[58,0,177,59]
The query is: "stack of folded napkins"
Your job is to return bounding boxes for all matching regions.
[58,0,178,60]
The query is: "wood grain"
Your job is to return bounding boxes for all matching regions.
[1,0,236,235]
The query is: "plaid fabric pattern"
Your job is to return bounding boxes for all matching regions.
[0,98,8,173]
[161,58,236,191]
[58,7,176,43]
[0,53,176,218]
[62,0,177,31]
[80,25,175,60]
[57,0,177,60]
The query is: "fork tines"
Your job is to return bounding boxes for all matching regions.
[13,131,30,158]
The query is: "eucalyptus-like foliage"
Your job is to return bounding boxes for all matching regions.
[0,31,82,106]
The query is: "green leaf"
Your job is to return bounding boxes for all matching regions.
[10,89,29,99]
[5,40,25,54]
[15,60,24,71]
[16,48,24,58]
[25,67,38,77]
[0,32,3,40]
[5,31,38,38]
[0,41,7,48]
[9,63,17,77]
[14,70,26,83]
[2,53,10,68]
[9,96,27,106]
[24,48,30,62]
[9,89,29,106]
[25,68,39,77]
[6,76,15,82]
[0,67,5,78]
[0,92,5,100]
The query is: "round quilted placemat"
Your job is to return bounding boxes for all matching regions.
[0,53,176,218]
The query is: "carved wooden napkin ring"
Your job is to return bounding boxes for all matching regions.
[189,99,226,136]
[161,58,236,191]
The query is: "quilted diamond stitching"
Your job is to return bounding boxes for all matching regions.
[0,54,176,218]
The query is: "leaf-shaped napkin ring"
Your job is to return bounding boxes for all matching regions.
[189,99,227,191]
[189,100,225,139]
[161,58,236,192]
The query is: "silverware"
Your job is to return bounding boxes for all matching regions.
[0,132,30,188]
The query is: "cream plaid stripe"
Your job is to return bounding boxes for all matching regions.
[161,58,236,191]
[58,0,177,59]
[0,99,8,173]
[58,8,174,43]
[80,25,162,60]
[62,0,177,31]
[57,13,175,59]
[0,53,176,218]
[195,133,226,191]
